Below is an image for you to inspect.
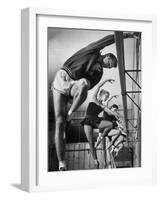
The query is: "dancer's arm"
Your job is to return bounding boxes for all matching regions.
[92,79,114,103]
[104,95,119,107]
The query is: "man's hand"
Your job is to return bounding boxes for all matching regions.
[133,32,141,40]
[126,32,141,40]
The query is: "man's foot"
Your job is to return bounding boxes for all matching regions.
[59,161,67,171]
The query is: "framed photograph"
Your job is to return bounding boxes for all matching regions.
[21,8,156,192]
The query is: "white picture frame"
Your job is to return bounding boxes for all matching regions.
[21,7,157,192]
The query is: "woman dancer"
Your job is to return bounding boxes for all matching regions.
[81,79,118,168]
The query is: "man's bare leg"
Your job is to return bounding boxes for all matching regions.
[53,90,68,170]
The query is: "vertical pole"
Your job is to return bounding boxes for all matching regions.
[114,31,128,131]
[134,36,141,167]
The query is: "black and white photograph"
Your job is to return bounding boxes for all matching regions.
[47,28,141,172]
[2,0,159,196]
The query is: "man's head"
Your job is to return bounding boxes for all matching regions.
[110,104,119,112]
[102,53,117,69]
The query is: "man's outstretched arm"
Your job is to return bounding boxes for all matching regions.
[63,32,140,69]
[84,32,140,52]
